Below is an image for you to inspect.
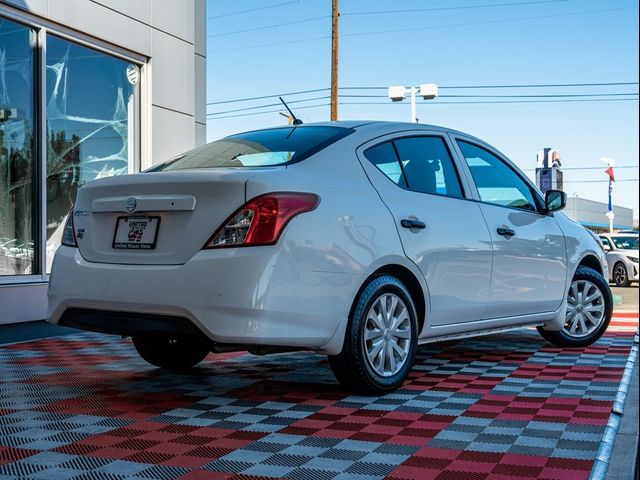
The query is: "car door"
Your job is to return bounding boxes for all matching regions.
[357,132,493,327]
[451,136,567,319]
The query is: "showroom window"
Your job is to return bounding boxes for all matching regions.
[0,14,141,280]
[45,35,139,270]
[0,17,37,276]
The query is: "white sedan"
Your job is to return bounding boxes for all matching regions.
[48,121,613,393]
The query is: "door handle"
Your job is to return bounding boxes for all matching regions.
[401,219,426,229]
[496,227,516,238]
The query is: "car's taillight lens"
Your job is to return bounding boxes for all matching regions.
[61,212,77,247]
[204,192,319,248]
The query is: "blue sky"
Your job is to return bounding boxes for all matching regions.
[205,0,639,217]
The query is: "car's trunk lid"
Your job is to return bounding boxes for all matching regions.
[72,168,274,265]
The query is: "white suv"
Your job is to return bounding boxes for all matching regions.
[48,122,612,393]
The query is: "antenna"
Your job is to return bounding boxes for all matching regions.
[278,97,303,125]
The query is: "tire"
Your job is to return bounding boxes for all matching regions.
[537,266,613,348]
[132,337,209,370]
[329,275,418,394]
[613,261,631,287]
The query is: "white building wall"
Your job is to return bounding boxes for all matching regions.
[1,0,206,167]
[565,197,634,231]
[0,0,206,323]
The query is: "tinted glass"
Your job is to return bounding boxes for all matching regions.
[393,137,462,198]
[45,35,138,271]
[611,236,639,250]
[364,142,406,188]
[0,18,36,275]
[458,141,538,212]
[152,126,352,171]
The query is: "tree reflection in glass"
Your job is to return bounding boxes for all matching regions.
[0,18,36,276]
[45,35,137,271]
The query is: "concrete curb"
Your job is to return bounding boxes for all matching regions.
[589,329,639,479]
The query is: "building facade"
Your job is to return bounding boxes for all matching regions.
[0,0,206,323]
[564,197,634,233]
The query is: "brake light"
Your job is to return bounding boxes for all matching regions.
[204,192,319,248]
[61,211,77,247]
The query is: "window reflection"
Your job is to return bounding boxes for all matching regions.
[45,35,137,271]
[0,18,36,276]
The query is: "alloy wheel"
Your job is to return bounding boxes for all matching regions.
[614,264,627,286]
[563,280,606,338]
[363,293,412,377]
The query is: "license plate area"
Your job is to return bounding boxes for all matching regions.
[113,216,160,250]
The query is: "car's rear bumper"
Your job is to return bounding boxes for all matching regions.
[48,246,355,354]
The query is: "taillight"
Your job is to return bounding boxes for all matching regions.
[61,212,77,247]
[204,192,319,249]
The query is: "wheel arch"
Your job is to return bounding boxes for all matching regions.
[350,263,427,334]
[576,253,604,277]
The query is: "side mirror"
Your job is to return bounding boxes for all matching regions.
[545,190,567,213]
[602,243,612,252]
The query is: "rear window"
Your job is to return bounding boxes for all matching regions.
[148,126,353,171]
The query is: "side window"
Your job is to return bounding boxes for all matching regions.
[457,140,538,212]
[393,137,463,198]
[600,237,612,249]
[364,142,407,188]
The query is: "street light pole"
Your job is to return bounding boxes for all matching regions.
[410,87,417,123]
[388,84,438,123]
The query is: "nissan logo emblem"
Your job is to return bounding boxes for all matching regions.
[126,198,137,213]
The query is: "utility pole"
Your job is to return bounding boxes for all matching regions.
[330,0,339,121]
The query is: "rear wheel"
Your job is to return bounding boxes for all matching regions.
[329,275,418,394]
[132,337,209,369]
[613,261,631,287]
[537,266,613,348]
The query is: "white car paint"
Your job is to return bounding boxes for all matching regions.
[598,233,639,285]
[48,121,608,356]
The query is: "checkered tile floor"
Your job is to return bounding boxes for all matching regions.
[0,317,637,480]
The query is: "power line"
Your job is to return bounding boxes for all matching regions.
[340,93,639,99]
[206,82,639,107]
[207,97,638,119]
[524,166,639,171]
[434,82,640,90]
[207,0,304,20]
[207,96,330,116]
[563,179,639,183]
[208,96,638,116]
[339,98,638,106]
[342,6,637,39]
[342,0,574,17]
[208,5,637,53]
[207,88,329,106]
[207,0,574,38]
[207,103,330,121]
[208,16,328,38]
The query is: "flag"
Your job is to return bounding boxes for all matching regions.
[605,166,615,182]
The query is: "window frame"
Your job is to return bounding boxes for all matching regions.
[363,134,467,201]
[0,6,145,285]
[450,135,546,215]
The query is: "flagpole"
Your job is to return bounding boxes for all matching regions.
[602,157,616,234]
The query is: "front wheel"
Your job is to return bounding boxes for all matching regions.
[132,337,210,370]
[613,262,631,287]
[538,266,613,348]
[329,275,418,394]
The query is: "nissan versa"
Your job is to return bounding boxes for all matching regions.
[48,121,613,393]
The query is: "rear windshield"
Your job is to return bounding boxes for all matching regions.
[148,126,353,171]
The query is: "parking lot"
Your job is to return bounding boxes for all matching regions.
[1,294,637,480]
